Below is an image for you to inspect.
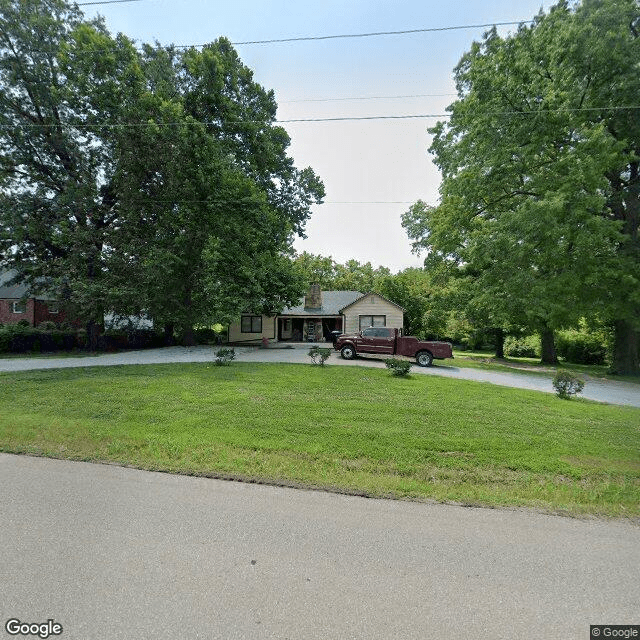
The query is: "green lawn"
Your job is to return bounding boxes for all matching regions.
[1,362,638,518]
[451,349,640,385]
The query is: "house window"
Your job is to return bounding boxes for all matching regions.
[12,301,26,314]
[359,315,386,330]
[47,303,59,314]
[241,315,262,333]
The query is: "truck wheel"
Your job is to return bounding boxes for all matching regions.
[340,345,356,360]
[416,351,433,367]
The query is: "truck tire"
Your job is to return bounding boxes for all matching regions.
[340,345,356,360]
[416,351,433,367]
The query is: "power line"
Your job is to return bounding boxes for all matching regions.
[1,106,638,130]
[76,0,144,5]
[228,22,531,46]
[4,20,533,55]
[280,93,458,104]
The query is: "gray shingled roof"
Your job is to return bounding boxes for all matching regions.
[280,290,363,316]
[0,270,55,301]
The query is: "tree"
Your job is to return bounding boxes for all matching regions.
[0,0,147,346]
[109,39,324,343]
[404,0,640,372]
[293,253,391,293]
[0,2,324,345]
[292,252,340,289]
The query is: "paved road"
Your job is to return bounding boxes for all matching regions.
[0,453,637,640]
[1,345,639,407]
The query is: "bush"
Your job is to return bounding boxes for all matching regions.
[552,371,585,399]
[308,346,331,366]
[384,357,413,377]
[556,329,607,365]
[504,335,540,358]
[214,347,235,366]
[38,321,58,331]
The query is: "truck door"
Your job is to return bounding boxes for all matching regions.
[358,327,382,353]
[376,327,395,354]
[360,327,395,354]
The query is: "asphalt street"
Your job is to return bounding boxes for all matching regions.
[1,453,638,640]
[1,344,639,407]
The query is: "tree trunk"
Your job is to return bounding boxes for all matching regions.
[611,319,639,375]
[163,323,175,346]
[86,320,100,351]
[494,328,505,359]
[182,326,196,347]
[540,327,558,364]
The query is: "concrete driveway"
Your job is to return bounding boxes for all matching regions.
[1,453,638,640]
[1,344,639,407]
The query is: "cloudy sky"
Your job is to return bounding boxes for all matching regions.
[81,0,549,272]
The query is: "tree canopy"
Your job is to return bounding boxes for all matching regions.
[403,0,640,372]
[0,0,324,344]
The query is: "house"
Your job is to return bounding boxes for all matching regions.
[227,285,405,344]
[0,270,70,327]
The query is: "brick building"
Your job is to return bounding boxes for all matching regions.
[0,270,72,327]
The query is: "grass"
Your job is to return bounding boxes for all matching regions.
[451,349,640,385]
[1,362,638,518]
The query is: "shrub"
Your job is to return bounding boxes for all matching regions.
[552,371,585,399]
[214,347,235,366]
[38,321,58,331]
[308,346,331,366]
[556,329,607,365]
[384,357,413,377]
[504,335,540,358]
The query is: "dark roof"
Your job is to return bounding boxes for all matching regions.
[338,291,406,313]
[0,270,55,301]
[280,290,363,317]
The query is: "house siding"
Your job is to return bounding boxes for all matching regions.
[227,315,276,343]
[342,294,404,334]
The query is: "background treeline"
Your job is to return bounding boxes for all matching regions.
[293,252,626,368]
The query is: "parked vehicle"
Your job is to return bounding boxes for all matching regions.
[334,327,453,366]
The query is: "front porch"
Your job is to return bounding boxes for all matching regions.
[277,316,342,343]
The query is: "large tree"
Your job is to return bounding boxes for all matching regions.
[0,0,146,344]
[0,1,323,344]
[403,0,640,372]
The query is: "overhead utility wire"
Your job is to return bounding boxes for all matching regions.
[2,106,638,130]
[228,22,530,45]
[76,0,144,5]
[280,93,458,103]
[5,19,534,57]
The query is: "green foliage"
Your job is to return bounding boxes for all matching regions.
[403,0,640,374]
[0,325,78,353]
[504,335,540,359]
[37,321,58,331]
[293,252,392,294]
[384,357,413,377]
[552,371,585,399]
[556,328,608,365]
[214,347,235,366]
[0,1,323,342]
[308,346,332,366]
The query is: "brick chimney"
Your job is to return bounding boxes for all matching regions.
[304,283,322,309]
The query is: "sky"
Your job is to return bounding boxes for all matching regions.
[80,0,549,272]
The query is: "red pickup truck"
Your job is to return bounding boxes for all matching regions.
[334,327,453,367]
